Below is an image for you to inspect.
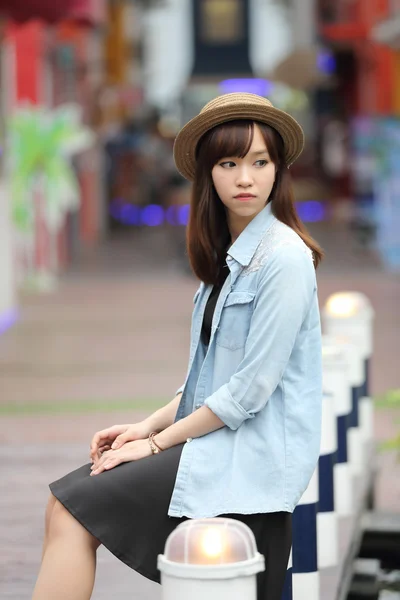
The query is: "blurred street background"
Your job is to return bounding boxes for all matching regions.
[0,0,399,598]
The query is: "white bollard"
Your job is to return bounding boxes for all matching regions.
[292,468,319,600]
[322,339,354,516]
[158,518,265,600]
[323,293,374,475]
[317,391,339,568]
[348,355,366,476]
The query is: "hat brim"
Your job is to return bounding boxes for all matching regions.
[173,103,305,182]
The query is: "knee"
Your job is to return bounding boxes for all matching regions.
[44,493,57,529]
[48,499,74,539]
[48,499,100,550]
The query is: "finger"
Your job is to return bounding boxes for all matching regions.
[90,431,107,459]
[90,435,116,460]
[90,444,107,462]
[91,452,102,469]
[91,462,108,475]
[91,449,113,471]
[111,434,129,450]
[91,454,122,475]
[91,446,111,469]
[90,425,128,458]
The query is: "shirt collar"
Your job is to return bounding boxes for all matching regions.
[227,202,276,267]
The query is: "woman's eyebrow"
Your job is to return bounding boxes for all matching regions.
[248,149,269,156]
[219,149,269,160]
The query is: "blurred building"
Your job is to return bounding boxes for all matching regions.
[372,0,400,105]
[315,0,398,200]
[7,9,105,264]
[316,0,400,266]
[141,0,293,114]
[0,1,109,333]
[0,15,15,332]
[318,0,396,117]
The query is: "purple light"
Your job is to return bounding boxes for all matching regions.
[108,203,189,227]
[109,201,141,225]
[178,204,190,226]
[166,204,190,226]
[219,78,274,97]
[0,309,18,335]
[141,204,164,227]
[120,204,140,225]
[296,201,326,222]
[317,51,336,75]
[165,205,178,225]
[109,200,325,227]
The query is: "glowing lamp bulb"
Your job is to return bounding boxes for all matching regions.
[200,527,224,559]
[325,293,360,318]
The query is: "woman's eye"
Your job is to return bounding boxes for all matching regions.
[220,161,236,168]
[255,159,268,167]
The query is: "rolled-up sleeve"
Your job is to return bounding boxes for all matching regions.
[204,244,317,430]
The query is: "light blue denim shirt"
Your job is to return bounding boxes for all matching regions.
[169,202,322,518]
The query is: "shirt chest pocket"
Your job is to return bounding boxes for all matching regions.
[216,291,255,351]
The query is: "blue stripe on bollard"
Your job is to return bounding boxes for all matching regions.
[363,358,370,397]
[350,386,360,428]
[292,503,318,573]
[337,414,349,463]
[282,567,293,600]
[318,452,335,513]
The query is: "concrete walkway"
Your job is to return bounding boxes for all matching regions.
[1,222,399,598]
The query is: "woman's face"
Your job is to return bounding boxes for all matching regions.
[211,124,276,226]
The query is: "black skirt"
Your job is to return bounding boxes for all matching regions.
[50,444,292,600]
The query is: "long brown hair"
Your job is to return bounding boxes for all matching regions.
[187,119,324,285]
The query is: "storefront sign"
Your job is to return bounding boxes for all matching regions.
[192,0,252,76]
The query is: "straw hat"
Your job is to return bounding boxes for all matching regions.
[173,92,305,182]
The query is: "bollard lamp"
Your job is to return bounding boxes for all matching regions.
[323,292,374,358]
[158,518,265,600]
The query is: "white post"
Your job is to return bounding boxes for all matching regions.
[322,293,374,475]
[317,391,339,568]
[322,339,354,516]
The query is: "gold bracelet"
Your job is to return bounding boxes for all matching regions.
[148,432,163,455]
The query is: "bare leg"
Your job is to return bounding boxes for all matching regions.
[41,494,57,561]
[32,499,101,600]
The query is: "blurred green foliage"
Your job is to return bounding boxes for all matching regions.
[375,389,400,459]
[0,398,166,416]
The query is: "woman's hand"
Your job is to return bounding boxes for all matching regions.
[90,421,153,463]
[90,439,153,476]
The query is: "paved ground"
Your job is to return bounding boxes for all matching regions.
[1,221,399,598]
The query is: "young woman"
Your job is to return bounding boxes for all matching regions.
[33,93,324,600]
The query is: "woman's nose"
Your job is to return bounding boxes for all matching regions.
[236,166,253,187]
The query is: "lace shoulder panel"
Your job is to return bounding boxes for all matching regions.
[242,221,314,277]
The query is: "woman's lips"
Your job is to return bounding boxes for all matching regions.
[235,194,255,201]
